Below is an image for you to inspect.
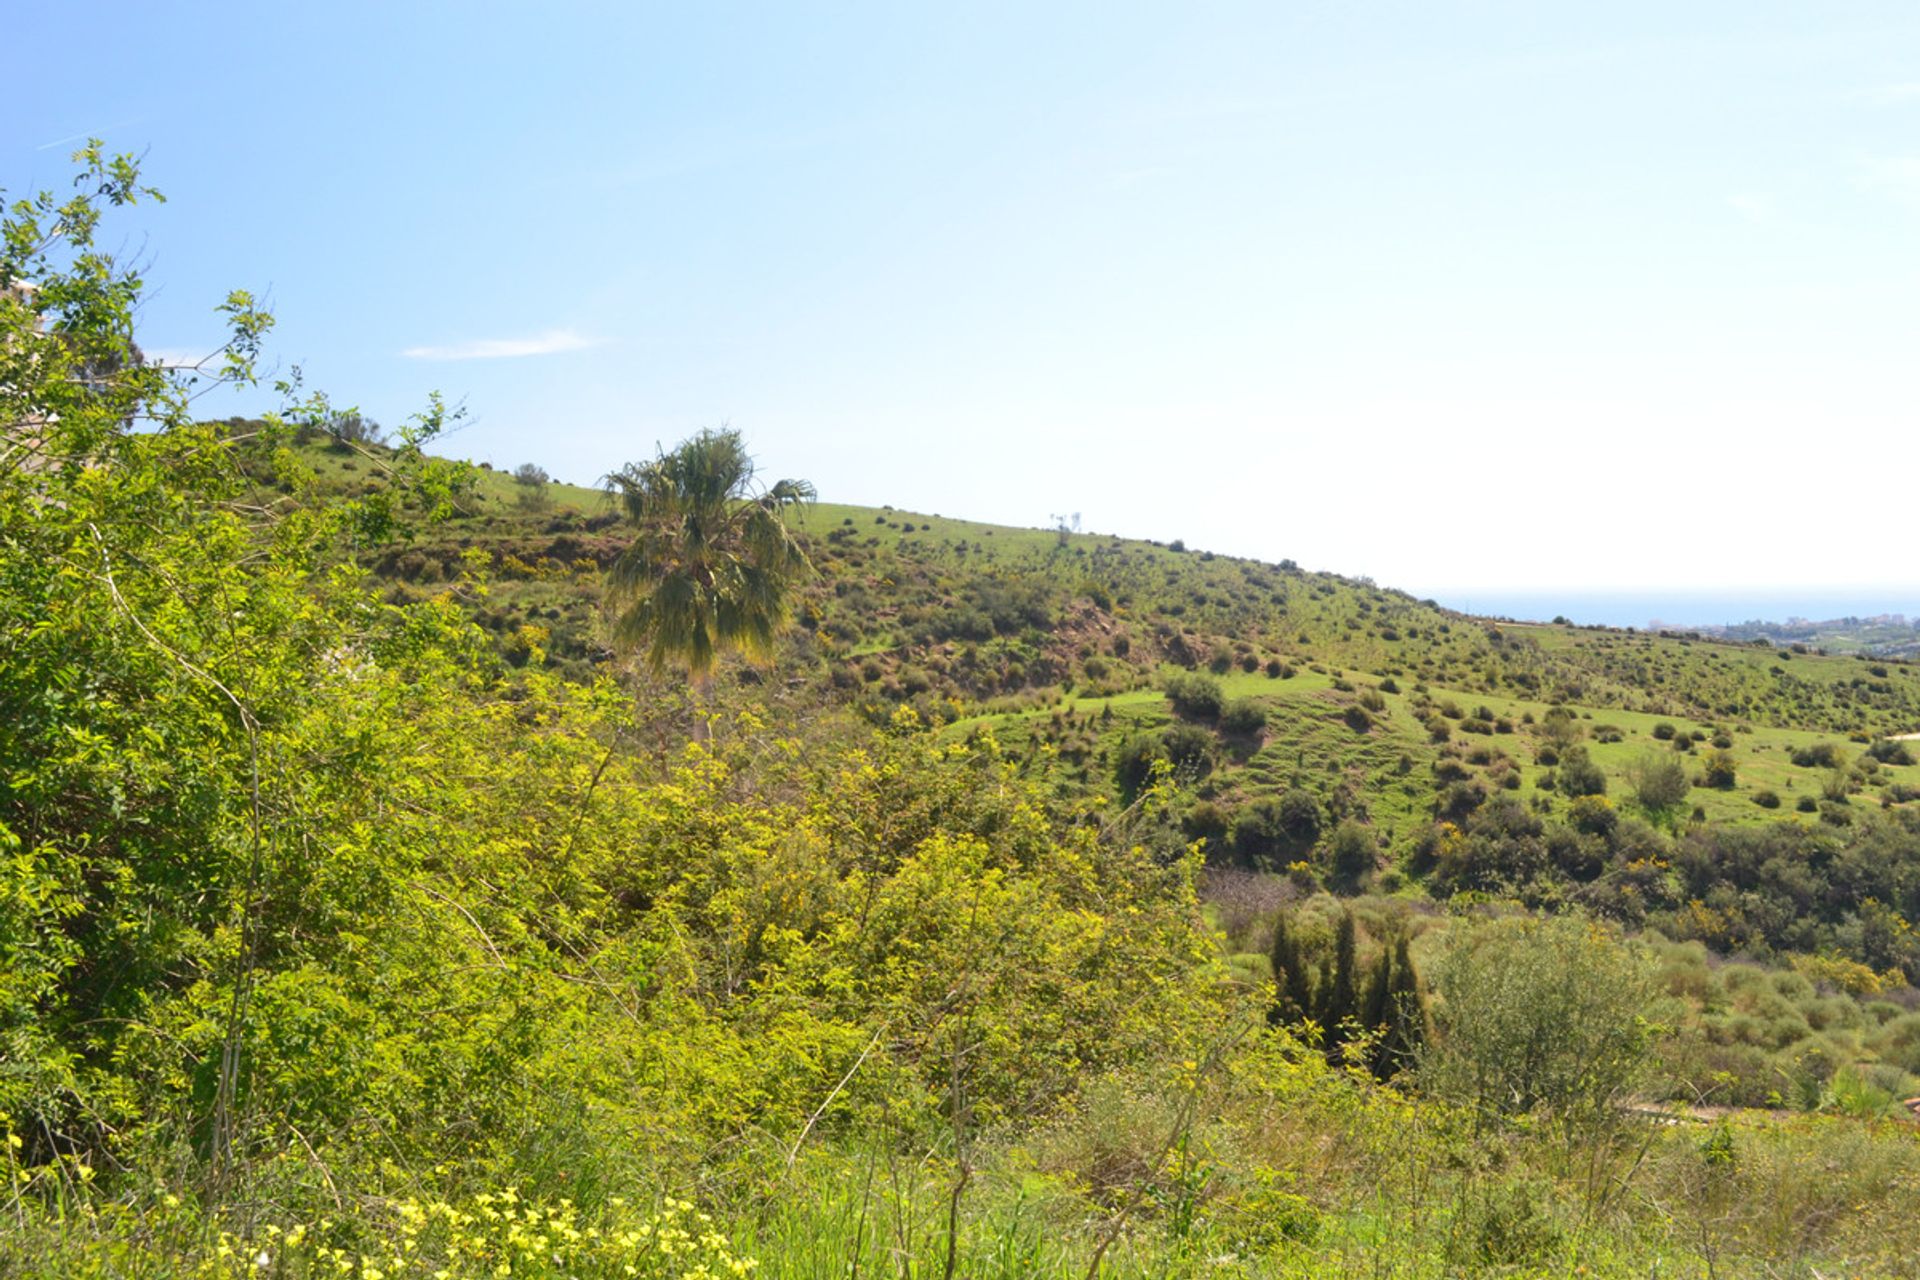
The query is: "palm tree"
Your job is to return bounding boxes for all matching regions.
[603,428,815,723]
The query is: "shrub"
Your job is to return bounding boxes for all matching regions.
[1699,749,1738,790]
[1112,733,1167,801]
[1163,671,1224,719]
[1423,916,1657,1133]
[1160,723,1216,777]
[1866,739,1916,766]
[512,462,550,487]
[1325,819,1379,890]
[1752,789,1782,809]
[1568,794,1618,836]
[1792,742,1847,769]
[1435,779,1489,823]
[1556,745,1607,798]
[1182,799,1230,846]
[1230,788,1323,867]
[1220,698,1268,735]
[1452,1179,1567,1269]
[1343,704,1374,733]
[1538,707,1583,749]
[1653,722,1677,741]
[326,409,385,445]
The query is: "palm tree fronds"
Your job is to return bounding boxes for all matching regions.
[602,427,812,684]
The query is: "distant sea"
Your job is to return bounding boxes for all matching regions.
[1419,589,1920,631]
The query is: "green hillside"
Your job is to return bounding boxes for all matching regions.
[239,429,1920,989]
[261,428,1920,848]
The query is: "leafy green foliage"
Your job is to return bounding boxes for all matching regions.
[1628,752,1691,813]
[1556,744,1608,798]
[1700,747,1739,790]
[1229,789,1322,869]
[1162,670,1224,719]
[1267,911,1313,1028]
[3,142,1222,1185]
[1218,697,1268,735]
[1424,916,1657,1134]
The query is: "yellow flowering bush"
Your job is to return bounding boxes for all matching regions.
[186,1193,756,1280]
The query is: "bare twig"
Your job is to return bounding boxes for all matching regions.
[787,1025,887,1172]
[1083,1015,1257,1280]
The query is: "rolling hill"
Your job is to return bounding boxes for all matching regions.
[255,425,1920,860]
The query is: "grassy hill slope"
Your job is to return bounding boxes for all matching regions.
[258,429,1920,851]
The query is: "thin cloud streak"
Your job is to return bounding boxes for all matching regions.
[400,329,599,361]
[34,118,143,150]
[143,346,222,367]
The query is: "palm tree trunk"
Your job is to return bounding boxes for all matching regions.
[691,671,713,745]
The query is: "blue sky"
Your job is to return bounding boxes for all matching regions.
[9,2,1920,603]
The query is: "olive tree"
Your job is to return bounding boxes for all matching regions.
[1628,752,1691,816]
[1422,915,1658,1138]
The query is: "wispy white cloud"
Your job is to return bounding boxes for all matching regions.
[400,329,598,361]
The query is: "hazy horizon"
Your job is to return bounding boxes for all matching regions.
[1417,587,1920,631]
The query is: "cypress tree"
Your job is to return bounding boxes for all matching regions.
[1360,946,1392,1037]
[1268,909,1313,1028]
[1376,932,1429,1077]
[1321,910,1359,1061]
[1315,953,1333,1044]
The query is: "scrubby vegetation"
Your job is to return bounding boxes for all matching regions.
[6,146,1920,1279]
